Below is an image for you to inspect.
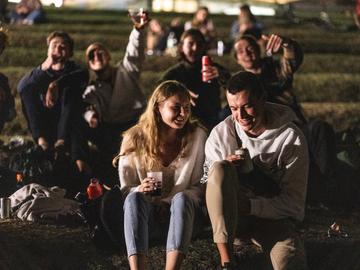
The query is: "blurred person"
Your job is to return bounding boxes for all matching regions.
[354,0,360,29]
[0,27,15,133]
[169,17,184,42]
[9,0,45,25]
[0,0,8,21]
[204,71,308,270]
[229,33,337,206]
[82,11,149,183]
[18,31,90,174]
[184,6,216,48]
[115,80,207,270]
[146,18,167,55]
[230,4,263,42]
[161,29,230,130]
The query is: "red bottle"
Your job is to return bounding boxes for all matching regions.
[87,178,103,200]
[202,55,211,83]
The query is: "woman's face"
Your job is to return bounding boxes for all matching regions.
[196,9,208,23]
[158,94,191,130]
[181,36,204,63]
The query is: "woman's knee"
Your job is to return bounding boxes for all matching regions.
[124,192,147,211]
[171,191,195,212]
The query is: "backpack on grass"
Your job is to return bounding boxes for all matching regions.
[78,185,125,252]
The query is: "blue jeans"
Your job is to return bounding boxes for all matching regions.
[123,191,204,257]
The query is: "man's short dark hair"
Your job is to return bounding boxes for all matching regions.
[226,71,265,100]
[46,31,74,56]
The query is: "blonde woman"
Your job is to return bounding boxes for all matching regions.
[115,80,207,270]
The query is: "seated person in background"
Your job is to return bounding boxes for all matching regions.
[230,33,337,205]
[146,19,167,55]
[160,29,230,130]
[205,72,308,269]
[82,11,148,183]
[0,27,15,133]
[230,4,265,55]
[116,80,207,270]
[184,6,217,49]
[9,0,44,25]
[0,0,8,21]
[169,17,184,42]
[18,31,89,173]
[230,4,263,42]
[164,17,184,57]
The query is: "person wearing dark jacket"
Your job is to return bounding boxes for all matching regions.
[18,31,89,173]
[160,29,230,130]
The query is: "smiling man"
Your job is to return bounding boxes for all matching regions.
[18,31,89,174]
[81,11,149,183]
[204,71,309,270]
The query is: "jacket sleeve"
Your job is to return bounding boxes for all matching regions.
[250,129,309,221]
[56,66,89,92]
[17,66,52,95]
[279,39,303,80]
[122,28,145,77]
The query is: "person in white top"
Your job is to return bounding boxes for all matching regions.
[204,71,309,270]
[115,80,207,270]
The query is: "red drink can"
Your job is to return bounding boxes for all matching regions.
[202,55,211,83]
[87,178,103,200]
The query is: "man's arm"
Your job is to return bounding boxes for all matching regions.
[122,12,150,75]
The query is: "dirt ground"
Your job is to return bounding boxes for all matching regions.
[1,207,360,270]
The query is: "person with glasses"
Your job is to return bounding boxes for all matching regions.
[82,11,149,184]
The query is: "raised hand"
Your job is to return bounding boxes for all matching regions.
[45,81,58,108]
[262,34,289,56]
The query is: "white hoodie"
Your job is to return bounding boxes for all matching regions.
[205,102,308,221]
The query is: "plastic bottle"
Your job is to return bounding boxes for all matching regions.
[16,172,24,189]
[166,32,178,57]
[87,178,103,200]
[217,40,224,56]
[202,55,211,83]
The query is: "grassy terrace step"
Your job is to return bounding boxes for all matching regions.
[2,66,360,103]
[0,208,359,270]
[1,101,359,137]
[302,102,360,131]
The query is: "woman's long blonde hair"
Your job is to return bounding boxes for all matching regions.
[113,80,200,170]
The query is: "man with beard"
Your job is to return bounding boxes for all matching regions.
[18,31,90,174]
[160,29,230,130]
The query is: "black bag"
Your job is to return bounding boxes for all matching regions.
[79,185,125,252]
[8,144,53,185]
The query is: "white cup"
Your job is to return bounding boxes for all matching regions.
[234,148,253,174]
[146,171,163,196]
